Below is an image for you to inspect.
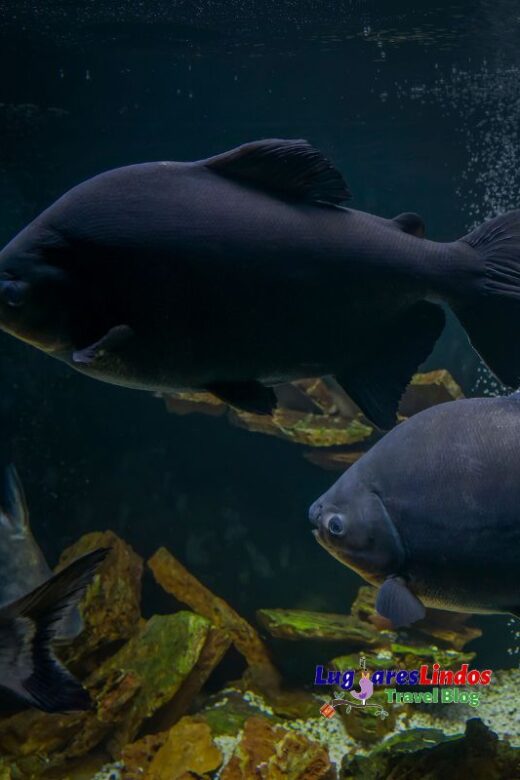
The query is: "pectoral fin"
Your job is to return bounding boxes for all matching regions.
[207,380,277,415]
[73,325,134,365]
[375,576,426,628]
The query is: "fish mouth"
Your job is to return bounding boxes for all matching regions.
[0,322,69,353]
[312,528,331,552]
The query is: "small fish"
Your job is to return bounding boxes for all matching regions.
[1,139,520,428]
[0,466,82,641]
[309,391,520,628]
[0,547,109,712]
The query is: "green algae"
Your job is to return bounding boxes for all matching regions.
[256,609,381,645]
[342,719,520,780]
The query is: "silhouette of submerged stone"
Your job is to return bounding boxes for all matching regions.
[162,370,463,464]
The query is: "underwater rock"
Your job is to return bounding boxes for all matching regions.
[163,379,373,447]
[341,726,453,778]
[0,613,219,775]
[220,716,334,780]
[163,390,227,416]
[342,718,520,779]
[92,612,222,754]
[122,716,222,780]
[231,406,372,448]
[149,547,281,692]
[121,732,167,780]
[148,717,222,779]
[333,692,396,745]
[162,371,462,456]
[256,608,382,646]
[198,689,281,736]
[399,369,464,419]
[57,530,143,668]
[303,450,364,471]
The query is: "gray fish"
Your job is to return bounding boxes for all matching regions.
[0,466,83,641]
[309,392,520,627]
[1,138,520,428]
[0,547,109,711]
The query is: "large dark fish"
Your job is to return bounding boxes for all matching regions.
[1,138,520,428]
[0,465,82,641]
[0,547,109,712]
[309,392,520,627]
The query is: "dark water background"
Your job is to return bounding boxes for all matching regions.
[0,0,519,681]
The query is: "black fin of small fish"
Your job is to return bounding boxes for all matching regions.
[202,139,351,205]
[1,465,29,531]
[206,380,277,415]
[72,324,134,365]
[376,576,426,628]
[336,301,446,429]
[0,548,109,712]
[393,212,426,237]
[453,209,520,388]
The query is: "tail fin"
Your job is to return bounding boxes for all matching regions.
[453,210,520,388]
[0,547,109,712]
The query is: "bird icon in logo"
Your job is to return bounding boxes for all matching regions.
[350,671,374,705]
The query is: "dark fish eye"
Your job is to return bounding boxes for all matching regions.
[0,280,27,308]
[327,515,346,537]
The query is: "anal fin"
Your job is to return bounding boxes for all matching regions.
[337,301,445,429]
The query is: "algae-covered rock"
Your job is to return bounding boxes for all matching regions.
[164,390,226,416]
[0,613,219,776]
[162,371,462,453]
[122,716,222,780]
[148,717,222,779]
[389,642,474,669]
[342,726,453,778]
[256,608,382,646]
[58,531,143,667]
[399,369,464,419]
[334,692,396,745]
[200,690,280,736]
[220,716,333,780]
[163,378,373,448]
[94,612,217,753]
[122,732,167,780]
[342,718,520,780]
[149,547,280,693]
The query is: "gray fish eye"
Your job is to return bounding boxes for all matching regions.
[327,515,346,536]
[0,280,26,308]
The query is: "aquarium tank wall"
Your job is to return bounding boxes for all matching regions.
[0,1,519,778]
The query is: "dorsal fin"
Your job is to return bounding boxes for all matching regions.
[393,212,426,237]
[202,139,351,205]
